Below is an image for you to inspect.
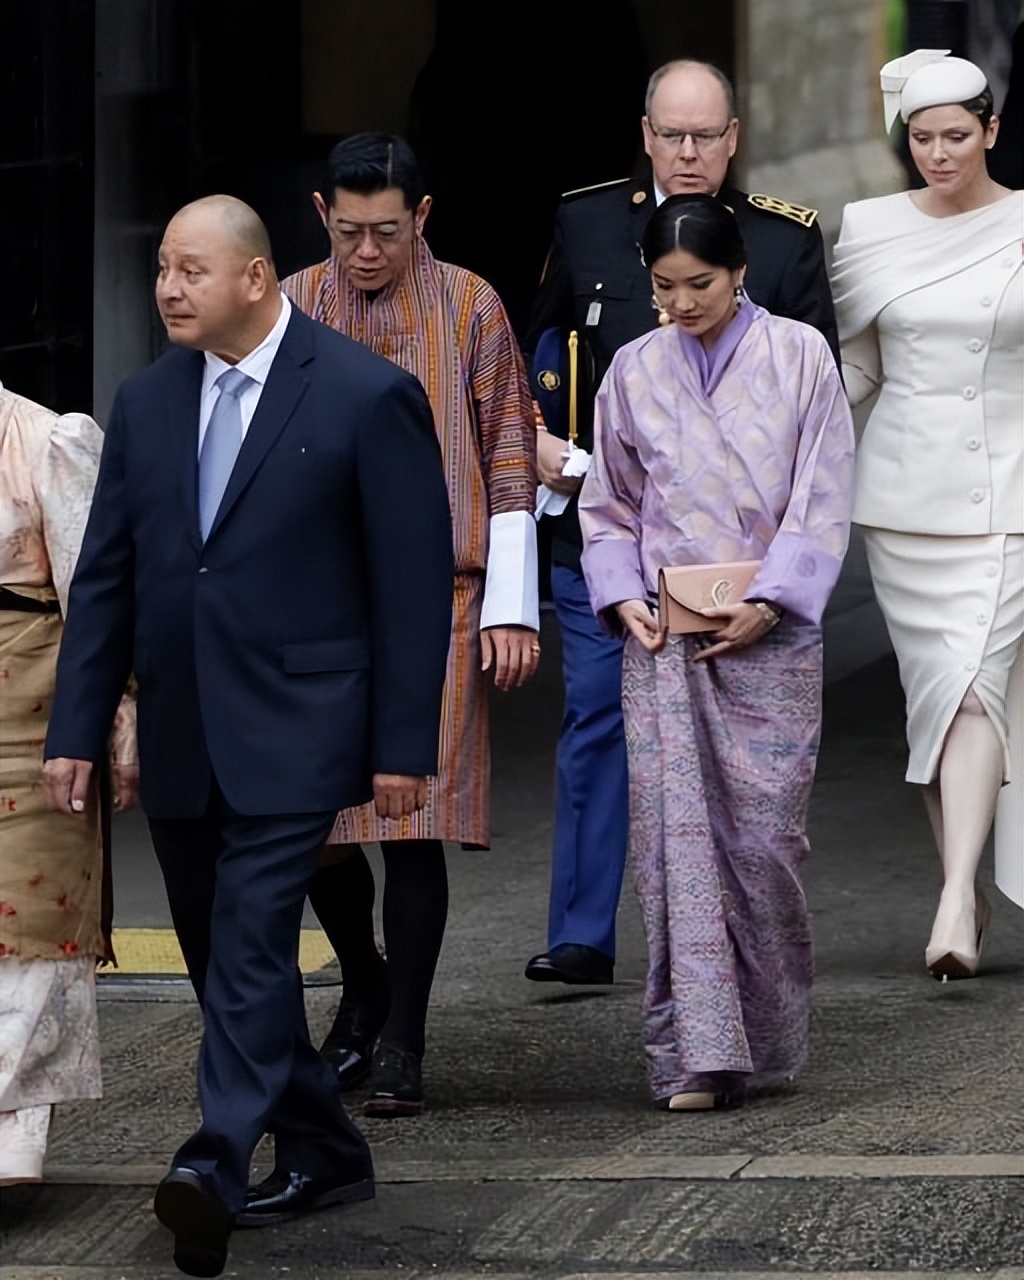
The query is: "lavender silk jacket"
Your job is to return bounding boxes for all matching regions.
[579,301,855,630]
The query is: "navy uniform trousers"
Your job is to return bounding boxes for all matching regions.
[547,564,628,959]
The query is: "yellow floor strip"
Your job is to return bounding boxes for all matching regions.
[99,928,335,976]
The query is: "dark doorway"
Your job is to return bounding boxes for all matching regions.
[3,0,736,416]
[299,0,737,336]
[1,0,96,414]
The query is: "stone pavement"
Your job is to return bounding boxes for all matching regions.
[2,613,1021,1279]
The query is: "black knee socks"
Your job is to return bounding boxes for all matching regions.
[308,840,449,1059]
[308,851,387,1006]
[379,839,449,1058]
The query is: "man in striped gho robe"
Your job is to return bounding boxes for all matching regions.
[277,132,537,1137]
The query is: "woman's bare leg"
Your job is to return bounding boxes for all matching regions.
[921,782,943,857]
[925,689,1001,969]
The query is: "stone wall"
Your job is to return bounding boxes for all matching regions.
[737,0,905,241]
[732,0,905,671]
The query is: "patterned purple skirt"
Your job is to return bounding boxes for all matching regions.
[621,621,823,1102]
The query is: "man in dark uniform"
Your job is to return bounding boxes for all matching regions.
[525,58,840,986]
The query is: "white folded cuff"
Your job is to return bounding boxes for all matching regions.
[480,510,539,631]
[535,484,571,520]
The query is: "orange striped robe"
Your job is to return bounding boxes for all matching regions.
[283,239,536,847]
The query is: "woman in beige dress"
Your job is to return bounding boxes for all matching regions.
[0,384,136,1183]
[831,53,1023,979]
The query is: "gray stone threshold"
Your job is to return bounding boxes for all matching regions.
[40,1152,1022,1186]
[3,1268,1022,1280]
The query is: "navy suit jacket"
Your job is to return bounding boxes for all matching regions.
[46,307,454,819]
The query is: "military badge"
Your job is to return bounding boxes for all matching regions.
[538,369,560,392]
[748,193,819,227]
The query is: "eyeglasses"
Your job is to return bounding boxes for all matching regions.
[326,217,412,248]
[647,121,734,152]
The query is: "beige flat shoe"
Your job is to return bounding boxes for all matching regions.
[926,889,992,981]
[667,1091,717,1111]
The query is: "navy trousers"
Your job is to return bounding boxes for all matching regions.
[547,563,630,959]
[148,782,372,1212]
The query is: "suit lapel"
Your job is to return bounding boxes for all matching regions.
[205,310,315,544]
[169,354,205,554]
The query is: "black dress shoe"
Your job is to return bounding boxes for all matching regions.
[235,1166,375,1227]
[363,1043,424,1117]
[524,943,614,985]
[153,1167,232,1278]
[320,991,390,1092]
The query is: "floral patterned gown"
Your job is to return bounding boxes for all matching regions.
[0,385,133,1181]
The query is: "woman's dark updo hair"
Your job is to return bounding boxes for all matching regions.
[956,85,995,127]
[641,194,747,273]
[908,84,995,128]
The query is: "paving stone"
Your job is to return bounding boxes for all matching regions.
[3,1178,1021,1273]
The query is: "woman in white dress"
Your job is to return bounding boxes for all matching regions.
[832,53,1023,979]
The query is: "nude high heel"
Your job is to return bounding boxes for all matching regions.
[925,889,992,980]
[667,1091,717,1111]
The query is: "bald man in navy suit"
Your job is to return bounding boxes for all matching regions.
[43,196,453,1277]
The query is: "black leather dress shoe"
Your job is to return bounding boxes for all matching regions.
[235,1166,375,1227]
[153,1167,232,1278]
[320,992,390,1092]
[524,943,614,985]
[363,1043,424,1117]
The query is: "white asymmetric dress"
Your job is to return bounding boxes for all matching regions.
[832,190,1023,906]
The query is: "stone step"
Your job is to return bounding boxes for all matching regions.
[3,1175,1020,1276]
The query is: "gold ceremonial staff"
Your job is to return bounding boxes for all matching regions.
[568,330,578,445]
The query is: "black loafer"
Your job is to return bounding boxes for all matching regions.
[320,991,390,1092]
[153,1167,232,1278]
[235,1166,375,1227]
[363,1043,424,1117]
[524,943,614,985]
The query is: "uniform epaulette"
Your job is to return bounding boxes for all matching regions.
[561,177,631,200]
[747,193,819,228]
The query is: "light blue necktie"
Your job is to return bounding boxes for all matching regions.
[198,367,251,540]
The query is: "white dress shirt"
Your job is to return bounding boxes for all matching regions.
[197,294,292,455]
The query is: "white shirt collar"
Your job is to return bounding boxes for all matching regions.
[203,293,292,386]
[654,183,724,206]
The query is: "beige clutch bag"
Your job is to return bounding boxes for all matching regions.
[657,561,763,634]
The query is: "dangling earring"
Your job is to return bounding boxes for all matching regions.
[734,285,745,303]
[651,293,672,326]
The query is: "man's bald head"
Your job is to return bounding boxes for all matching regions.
[645,61,736,120]
[169,195,276,270]
[156,195,282,362]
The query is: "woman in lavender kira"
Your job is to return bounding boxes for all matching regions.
[578,194,855,1110]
